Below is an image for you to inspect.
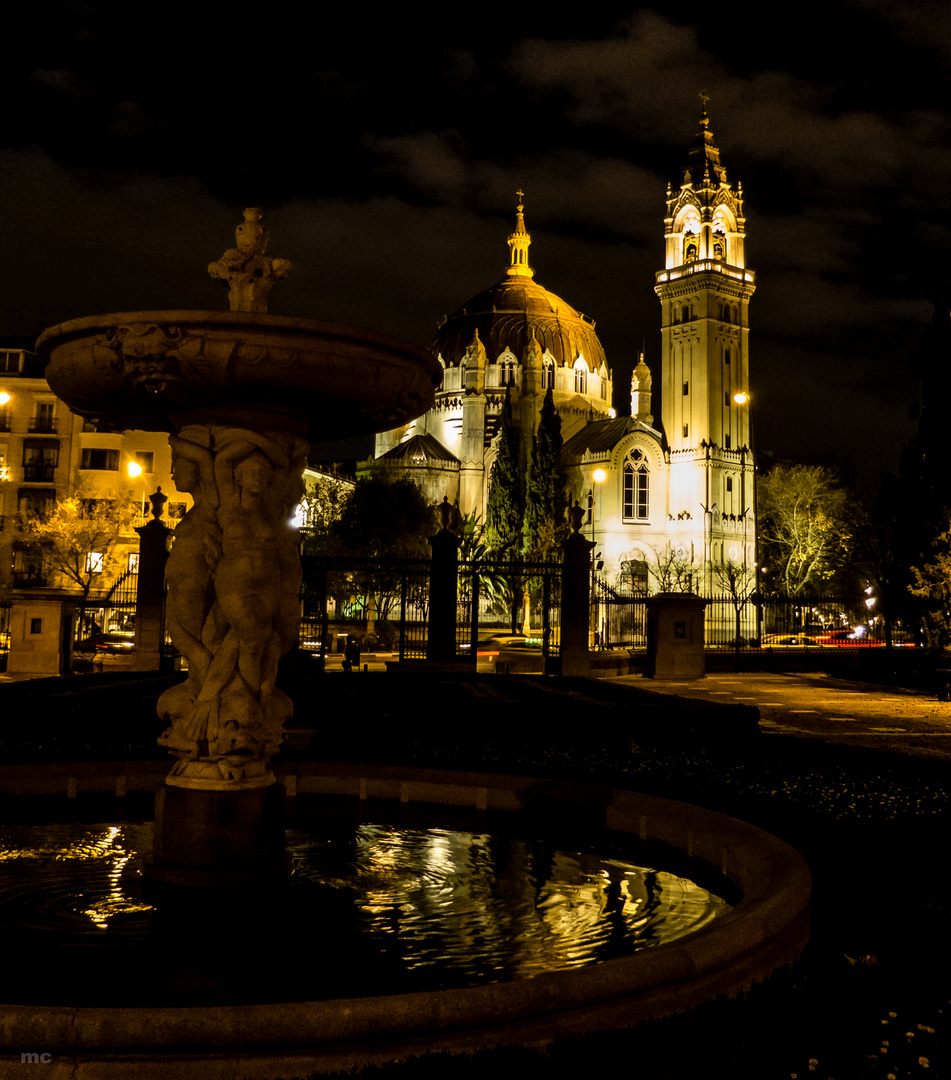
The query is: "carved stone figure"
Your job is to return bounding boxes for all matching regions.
[207,208,292,313]
[157,424,308,788]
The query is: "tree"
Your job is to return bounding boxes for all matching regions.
[484,389,523,558]
[523,387,567,559]
[909,513,951,653]
[648,543,694,593]
[329,475,436,559]
[712,559,759,663]
[15,485,135,607]
[324,476,438,633]
[758,463,853,596]
[299,471,353,556]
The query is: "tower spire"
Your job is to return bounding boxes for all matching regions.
[506,191,534,278]
[687,92,728,186]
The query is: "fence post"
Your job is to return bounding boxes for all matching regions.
[427,503,461,663]
[560,502,594,677]
[133,488,171,671]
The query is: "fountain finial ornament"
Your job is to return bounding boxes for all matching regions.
[208,208,292,313]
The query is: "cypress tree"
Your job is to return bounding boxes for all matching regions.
[485,389,524,557]
[524,387,566,558]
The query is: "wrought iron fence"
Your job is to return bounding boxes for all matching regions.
[300,555,563,663]
[590,582,901,652]
[459,559,562,659]
[0,600,10,672]
[592,578,647,650]
[301,556,431,661]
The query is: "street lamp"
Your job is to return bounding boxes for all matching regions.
[732,390,761,643]
[127,459,147,520]
[591,468,607,648]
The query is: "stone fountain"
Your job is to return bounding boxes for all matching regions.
[35,208,442,891]
[20,211,810,1074]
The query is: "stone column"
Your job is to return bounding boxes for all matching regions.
[646,593,707,680]
[5,589,77,677]
[560,502,594,677]
[427,498,461,664]
[131,488,171,672]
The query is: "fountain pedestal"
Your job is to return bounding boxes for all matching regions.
[35,209,441,893]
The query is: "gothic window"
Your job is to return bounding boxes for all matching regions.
[724,347,732,366]
[684,236,698,262]
[622,449,650,521]
[683,382,689,396]
[725,434,731,449]
[499,360,516,386]
[542,359,554,389]
[712,230,725,260]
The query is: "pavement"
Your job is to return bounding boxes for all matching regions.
[610,670,951,761]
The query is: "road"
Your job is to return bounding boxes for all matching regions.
[613,671,951,760]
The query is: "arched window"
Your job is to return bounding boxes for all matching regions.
[574,361,587,394]
[499,359,516,386]
[623,449,650,521]
[542,359,554,389]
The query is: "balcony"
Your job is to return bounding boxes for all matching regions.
[28,417,58,434]
[22,464,57,482]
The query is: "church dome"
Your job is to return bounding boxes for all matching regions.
[431,201,608,373]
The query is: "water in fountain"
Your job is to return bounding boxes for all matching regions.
[0,813,730,1007]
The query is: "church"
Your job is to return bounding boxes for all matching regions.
[364,109,756,597]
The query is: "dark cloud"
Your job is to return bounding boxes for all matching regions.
[0,3,945,480]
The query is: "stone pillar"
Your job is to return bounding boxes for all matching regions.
[560,502,594,677]
[131,488,171,672]
[6,588,77,677]
[427,499,461,663]
[646,593,707,680]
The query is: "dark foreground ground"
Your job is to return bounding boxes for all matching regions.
[0,668,948,1079]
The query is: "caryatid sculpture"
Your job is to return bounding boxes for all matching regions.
[157,424,308,788]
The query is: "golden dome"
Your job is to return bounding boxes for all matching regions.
[432,200,608,374]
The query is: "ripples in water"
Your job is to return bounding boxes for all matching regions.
[0,821,730,1006]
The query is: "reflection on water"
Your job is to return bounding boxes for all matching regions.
[0,821,730,1006]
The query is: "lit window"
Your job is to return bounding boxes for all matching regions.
[574,364,587,394]
[85,552,104,574]
[80,448,119,471]
[623,449,650,521]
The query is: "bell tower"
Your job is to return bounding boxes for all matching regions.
[654,100,756,589]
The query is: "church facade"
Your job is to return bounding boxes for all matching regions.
[365,110,756,597]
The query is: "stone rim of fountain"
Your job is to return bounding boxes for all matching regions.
[0,762,811,1076]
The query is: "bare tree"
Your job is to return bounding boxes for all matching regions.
[648,543,695,593]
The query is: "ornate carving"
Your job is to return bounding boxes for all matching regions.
[208,208,292,314]
[157,423,309,789]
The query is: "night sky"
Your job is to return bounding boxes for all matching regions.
[2,2,949,481]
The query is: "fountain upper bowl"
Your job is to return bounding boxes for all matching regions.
[35,310,443,438]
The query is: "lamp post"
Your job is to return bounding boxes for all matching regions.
[732,391,761,644]
[591,468,606,648]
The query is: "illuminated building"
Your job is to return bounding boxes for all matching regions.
[365,195,614,517]
[0,346,192,597]
[370,108,756,596]
[564,105,756,594]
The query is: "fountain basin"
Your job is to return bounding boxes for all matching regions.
[0,762,810,1077]
[35,311,442,439]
